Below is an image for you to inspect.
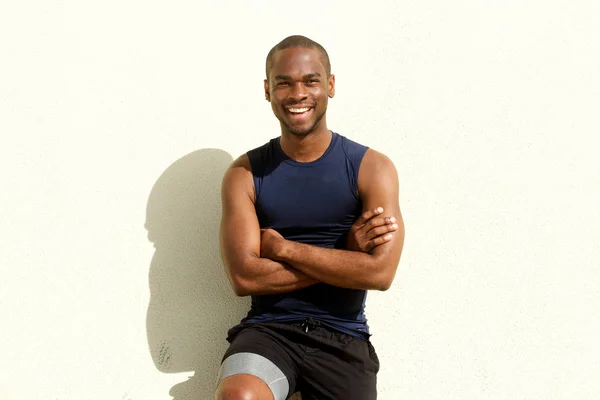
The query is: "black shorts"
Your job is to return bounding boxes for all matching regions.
[220,318,380,399]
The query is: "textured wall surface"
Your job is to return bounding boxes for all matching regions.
[1,0,599,399]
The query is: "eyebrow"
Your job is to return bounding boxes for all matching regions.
[273,73,322,81]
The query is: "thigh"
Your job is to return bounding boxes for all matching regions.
[298,329,380,400]
[218,324,300,400]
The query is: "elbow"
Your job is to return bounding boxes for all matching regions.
[230,275,252,297]
[368,252,400,291]
[226,266,254,297]
[224,257,256,296]
[232,284,250,297]
[371,267,396,291]
[376,279,393,291]
[234,289,251,297]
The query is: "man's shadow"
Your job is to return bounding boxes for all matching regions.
[145,148,249,399]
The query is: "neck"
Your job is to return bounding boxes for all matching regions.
[280,126,332,163]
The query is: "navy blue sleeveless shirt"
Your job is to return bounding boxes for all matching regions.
[242,132,371,340]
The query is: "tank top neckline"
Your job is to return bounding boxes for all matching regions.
[275,131,339,167]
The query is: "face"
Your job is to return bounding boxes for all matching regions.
[264,47,335,137]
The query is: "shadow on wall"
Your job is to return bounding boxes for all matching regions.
[145,148,249,399]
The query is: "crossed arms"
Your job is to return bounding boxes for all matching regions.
[219,149,405,296]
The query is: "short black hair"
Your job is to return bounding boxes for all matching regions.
[265,35,331,79]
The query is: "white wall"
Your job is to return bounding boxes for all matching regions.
[1,0,599,399]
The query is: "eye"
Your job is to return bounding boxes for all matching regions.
[277,81,291,87]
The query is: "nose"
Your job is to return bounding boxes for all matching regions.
[289,82,308,102]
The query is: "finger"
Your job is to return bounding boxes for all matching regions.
[353,207,384,228]
[363,216,396,231]
[365,223,398,239]
[366,233,394,251]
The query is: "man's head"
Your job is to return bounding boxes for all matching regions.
[264,35,335,137]
[265,35,331,79]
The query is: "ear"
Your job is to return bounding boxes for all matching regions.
[328,74,335,98]
[264,79,271,102]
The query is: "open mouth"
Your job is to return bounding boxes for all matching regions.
[286,106,313,120]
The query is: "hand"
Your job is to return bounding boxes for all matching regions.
[260,228,285,259]
[346,207,398,253]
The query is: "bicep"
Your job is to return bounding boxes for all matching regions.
[358,150,405,261]
[219,157,261,277]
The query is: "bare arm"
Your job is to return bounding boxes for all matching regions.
[219,155,318,296]
[261,149,405,291]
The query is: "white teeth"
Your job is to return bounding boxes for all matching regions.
[288,107,310,113]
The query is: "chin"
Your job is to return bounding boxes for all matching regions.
[288,123,321,136]
[280,119,316,137]
[288,127,314,136]
[284,118,324,137]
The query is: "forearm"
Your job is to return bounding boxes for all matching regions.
[271,240,393,290]
[226,255,319,296]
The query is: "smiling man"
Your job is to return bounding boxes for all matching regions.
[215,35,405,400]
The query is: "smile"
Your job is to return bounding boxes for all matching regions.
[287,107,312,114]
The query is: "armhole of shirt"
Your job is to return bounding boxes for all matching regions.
[246,148,262,202]
[340,135,369,202]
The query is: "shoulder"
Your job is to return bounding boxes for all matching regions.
[223,154,252,185]
[357,148,399,196]
[247,140,271,159]
[335,133,397,183]
[228,136,275,174]
[361,148,397,174]
[222,154,255,202]
[337,133,369,154]
[334,132,394,173]
[246,138,280,174]
[335,133,369,178]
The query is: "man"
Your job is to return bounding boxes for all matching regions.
[216,35,404,400]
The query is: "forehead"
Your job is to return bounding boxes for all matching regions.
[270,47,326,79]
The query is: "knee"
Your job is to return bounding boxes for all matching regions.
[215,385,255,400]
[215,375,273,400]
